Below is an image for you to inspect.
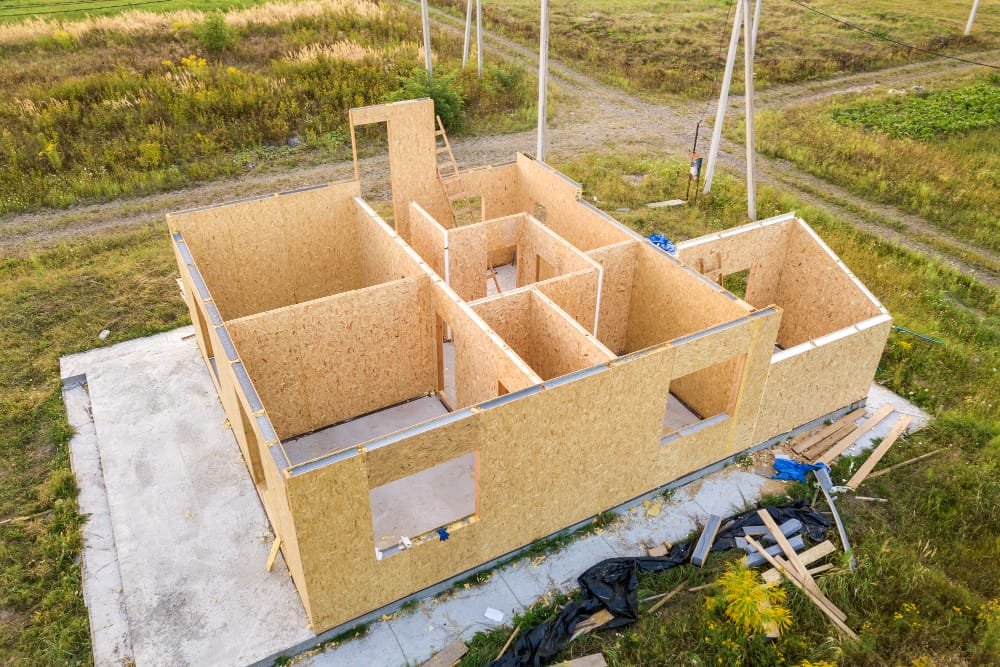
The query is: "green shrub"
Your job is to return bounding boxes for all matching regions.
[390,67,464,130]
[195,11,236,53]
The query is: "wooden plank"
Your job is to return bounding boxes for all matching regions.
[866,448,943,480]
[846,414,913,489]
[802,422,857,460]
[570,609,614,641]
[423,639,468,667]
[647,581,686,614]
[745,536,857,640]
[816,405,894,465]
[495,625,521,660]
[791,408,864,454]
[265,536,282,572]
[761,541,836,583]
[690,514,723,567]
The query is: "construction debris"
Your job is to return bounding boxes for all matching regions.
[424,639,468,667]
[570,609,614,640]
[813,467,856,570]
[690,514,723,567]
[555,655,607,667]
[846,415,913,489]
[866,448,943,479]
[645,581,687,615]
[743,534,806,567]
[816,405,894,465]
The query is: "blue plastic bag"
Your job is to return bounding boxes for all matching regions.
[772,457,829,483]
[648,234,676,254]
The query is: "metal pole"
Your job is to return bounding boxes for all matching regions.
[743,0,756,221]
[537,0,549,161]
[751,0,762,56]
[703,0,743,194]
[421,0,433,80]
[462,0,473,67]
[965,0,980,35]
[476,0,483,77]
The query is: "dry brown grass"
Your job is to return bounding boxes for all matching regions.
[0,0,381,47]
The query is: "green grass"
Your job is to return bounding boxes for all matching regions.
[455,152,1000,665]
[437,0,1000,98]
[750,72,1000,254]
[0,0,536,215]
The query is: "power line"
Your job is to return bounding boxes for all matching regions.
[784,0,1000,71]
[0,0,120,10]
[0,0,169,16]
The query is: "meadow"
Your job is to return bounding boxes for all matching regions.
[750,72,1000,254]
[0,0,535,215]
[437,0,1000,98]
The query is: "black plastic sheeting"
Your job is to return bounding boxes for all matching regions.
[490,501,829,667]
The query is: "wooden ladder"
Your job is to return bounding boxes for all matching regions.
[435,116,479,226]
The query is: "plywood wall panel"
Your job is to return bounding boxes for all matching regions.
[447,224,488,302]
[409,203,447,280]
[534,270,599,333]
[460,163,523,220]
[587,241,638,354]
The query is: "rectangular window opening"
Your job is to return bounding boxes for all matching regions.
[662,354,746,441]
[371,452,479,559]
[722,268,751,300]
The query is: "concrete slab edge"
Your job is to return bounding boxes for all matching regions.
[64,378,136,666]
[262,398,867,666]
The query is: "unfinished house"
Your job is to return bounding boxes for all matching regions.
[166,99,891,633]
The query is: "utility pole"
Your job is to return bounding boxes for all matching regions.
[965,0,980,35]
[421,0,433,79]
[463,0,473,67]
[537,0,550,160]
[476,0,483,76]
[703,0,743,193]
[742,0,757,220]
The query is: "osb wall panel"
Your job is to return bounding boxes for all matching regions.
[676,220,791,308]
[470,291,532,360]
[534,270,599,333]
[168,181,363,321]
[447,223,488,301]
[774,222,881,347]
[352,99,453,240]
[356,203,426,287]
[527,291,615,380]
[515,155,631,252]
[228,277,436,439]
[514,217,594,288]
[753,318,891,442]
[409,203,447,280]
[624,245,749,353]
[484,214,520,268]
[460,163,523,220]
[587,241,639,354]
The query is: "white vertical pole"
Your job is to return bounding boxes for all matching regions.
[965,0,980,35]
[537,0,550,161]
[743,0,757,221]
[462,0,473,67]
[703,0,743,194]
[421,0,433,79]
[476,0,483,76]
[751,0,762,56]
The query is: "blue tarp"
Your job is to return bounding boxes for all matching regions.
[772,458,829,483]
[648,234,676,254]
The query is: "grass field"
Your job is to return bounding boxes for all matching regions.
[2,153,998,664]
[749,72,1000,254]
[0,0,535,215]
[438,0,1000,98]
[453,153,1000,665]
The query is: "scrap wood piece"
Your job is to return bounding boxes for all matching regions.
[690,514,723,567]
[791,409,865,454]
[756,510,809,577]
[647,581,686,615]
[762,540,836,584]
[265,536,282,572]
[802,423,858,460]
[569,609,614,641]
[846,415,913,490]
[555,655,607,667]
[743,534,806,568]
[423,639,468,667]
[866,448,943,480]
[646,539,672,557]
[745,536,857,640]
[496,625,521,660]
[816,405,894,465]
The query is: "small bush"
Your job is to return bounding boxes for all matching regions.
[195,12,236,53]
[390,67,464,130]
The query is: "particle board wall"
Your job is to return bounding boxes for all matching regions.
[753,316,891,442]
[470,291,532,359]
[526,291,615,380]
[675,219,792,308]
[356,201,427,287]
[409,203,447,280]
[460,163,523,220]
[514,155,632,252]
[624,245,751,353]
[534,270,599,334]
[167,181,363,321]
[227,276,436,440]
[586,240,639,354]
[446,223,489,301]
[773,222,882,347]
[350,99,453,240]
[514,216,596,288]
